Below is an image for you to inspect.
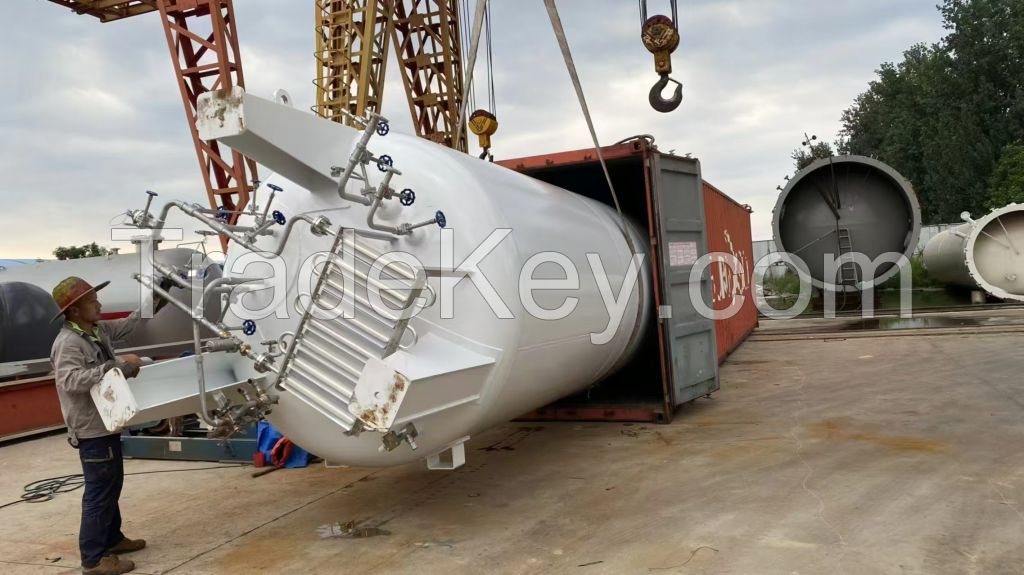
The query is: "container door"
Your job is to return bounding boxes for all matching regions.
[650,154,719,405]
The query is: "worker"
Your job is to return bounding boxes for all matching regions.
[50,276,167,575]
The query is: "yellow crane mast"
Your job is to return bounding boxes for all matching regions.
[314,0,471,152]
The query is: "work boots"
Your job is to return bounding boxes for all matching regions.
[109,538,146,554]
[82,555,134,575]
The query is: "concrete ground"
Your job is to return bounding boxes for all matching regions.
[2,321,1023,574]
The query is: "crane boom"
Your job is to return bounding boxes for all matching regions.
[43,0,258,246]
[315,0,467,150]
[314,0,394,127]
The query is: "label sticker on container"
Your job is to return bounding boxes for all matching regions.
[668,241,699,267]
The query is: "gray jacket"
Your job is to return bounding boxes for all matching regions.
[51,313,142,441]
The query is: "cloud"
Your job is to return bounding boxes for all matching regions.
[0,0,946,259]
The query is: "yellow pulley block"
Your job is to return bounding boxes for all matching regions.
[639,1,683,113]
[641,14,679,75]
[469,109,498,160]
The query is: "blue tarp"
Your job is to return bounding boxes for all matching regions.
[256,420,315,468]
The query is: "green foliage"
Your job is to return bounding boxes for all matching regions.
[987,143,1024,209]
[791,139,835,173]
[763,270,801,295]
[838,0,1024,224]
[53,243,109,261]
[880,255,942,290]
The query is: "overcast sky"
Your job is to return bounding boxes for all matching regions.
[0,0,946,258]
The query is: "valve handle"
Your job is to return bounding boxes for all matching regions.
[216,205,231,221]
[242,320,257,336]
[376,155,394,172]
[272,210,287,225]
[145,190,158,197]
[376,121,390,136]
[399,189,416,206]
[435,210,447,229]
[267,183,283,193]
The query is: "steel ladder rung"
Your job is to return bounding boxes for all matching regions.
[320,276,406,323]
[321,258,416,309]
[316,283,401,335]
[284,378,357,428]
[336,236,421,283]
[292,351,359,393]
[286,363,355,404]
[305,320,381,361]
[296,337,364,378]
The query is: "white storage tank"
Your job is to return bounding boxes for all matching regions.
[923,204,1024,301]
[124,89,718,468]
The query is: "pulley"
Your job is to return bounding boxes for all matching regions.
[468,109,498,161]
[640,0,683,113]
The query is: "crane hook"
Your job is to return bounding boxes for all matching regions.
[640,1,682,113]
[649,74,683,113]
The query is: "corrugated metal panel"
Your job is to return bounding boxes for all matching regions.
[703,182,758,362]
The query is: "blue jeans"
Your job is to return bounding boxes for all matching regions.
[77,434,125,568]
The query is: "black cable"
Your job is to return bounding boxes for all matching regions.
[0,464,245,511]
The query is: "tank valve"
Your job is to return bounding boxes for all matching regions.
[376,155,394,172]
[399,189,416,206]
[242,320,257,336]
[376,121,390,136]
[379,423,419,452]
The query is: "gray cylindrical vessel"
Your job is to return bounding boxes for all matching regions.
[772,155,922,291]
[0,282,61,364]
[922,204,1024,301]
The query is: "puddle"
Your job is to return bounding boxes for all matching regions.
[317,521,391,539]
[842,316,983,331]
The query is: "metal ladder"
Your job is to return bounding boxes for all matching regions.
[273,231,430,433]
[837,227,859,287]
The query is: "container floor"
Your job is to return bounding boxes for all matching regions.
[2,310,1023,574]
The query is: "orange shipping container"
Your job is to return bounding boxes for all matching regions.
[703,182,758,362]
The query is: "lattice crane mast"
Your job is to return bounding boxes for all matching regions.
[314,0,497,155]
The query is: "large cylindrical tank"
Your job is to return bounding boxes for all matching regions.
[0,249,223,356]
[0,282,61,363]
[203,93,653,466]
[772,156,921,290]
[922,204,1024,301]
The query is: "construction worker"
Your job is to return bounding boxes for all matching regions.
[50,276,165,575]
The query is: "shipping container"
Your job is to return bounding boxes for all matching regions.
[499,139,725,423]
[703,182,758,362]
[0,375,65,442]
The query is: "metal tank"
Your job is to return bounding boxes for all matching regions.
[0,249,224,376]
[922,204,1024,302]
[117,88,665,469]
[0,282,61,364]
[772,156,922,290]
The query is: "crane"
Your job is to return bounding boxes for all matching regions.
[43,0,258,248]
[314,0,498,155]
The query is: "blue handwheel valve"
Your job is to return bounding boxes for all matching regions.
[242,320,257,336]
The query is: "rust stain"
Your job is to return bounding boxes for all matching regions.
[811,420,948,453]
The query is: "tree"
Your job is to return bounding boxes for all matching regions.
[987,143,1024,209]
[791,138,835,173]
[53,243,109,260]
[837,0,1024,224]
